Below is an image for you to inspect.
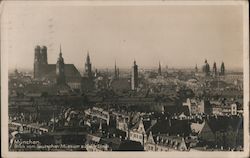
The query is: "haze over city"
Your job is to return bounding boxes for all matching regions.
[2,3,243,70]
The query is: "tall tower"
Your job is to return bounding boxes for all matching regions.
[220,62,225,75]
[158,61,162,76]
[40,46,48,65]
[202,59,210,76]
[212,62,217,77]
[131,60,138,90]
[56,45,66,84]
[34,45,41,78]
[114,61,118,79]
[85,52,92,78]
[34,45,48,79]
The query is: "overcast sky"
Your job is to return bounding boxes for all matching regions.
[2,2,244,70]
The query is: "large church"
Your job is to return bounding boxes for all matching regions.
[33,45,94,92]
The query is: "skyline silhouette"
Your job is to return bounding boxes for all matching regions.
[3,3,244,70]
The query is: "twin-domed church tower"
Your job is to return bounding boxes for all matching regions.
[34,45,66,85]
[34,45,48,78]
[34,45,92,90]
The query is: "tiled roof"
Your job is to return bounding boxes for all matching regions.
[130,119,152,132]
[149,119,191,137]
[117,140,144,151]
[207,116,243,133]
[165,106,190,116]
[153,134,187,150]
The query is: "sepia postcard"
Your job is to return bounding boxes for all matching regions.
[1,0,249,158]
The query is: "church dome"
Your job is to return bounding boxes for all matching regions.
[41,46,47,50]
[202,59,210,74]
[35,45,41,50]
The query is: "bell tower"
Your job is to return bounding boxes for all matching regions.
[158,61,162,76]
[85,52,92,78]
[131,60,138,90]
[34,45,41,78]
[56,45,66,84]
[220,62,225,76]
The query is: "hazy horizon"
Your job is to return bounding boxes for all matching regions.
[2,2,244,70]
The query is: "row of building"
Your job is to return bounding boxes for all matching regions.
[195,59,225,77]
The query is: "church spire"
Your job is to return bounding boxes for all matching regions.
[85,51,92,78]
[60,44,62,54]
[56,44,65,85]
[213,61,217,76]
[58,45,64,63]
[86,51,90,63]
[220,61,225,75]
[158,61,162,75]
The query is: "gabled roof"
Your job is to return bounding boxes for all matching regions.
[147,131,155,144]
[130,119,152,133]
[191,121,205,134]
[198,120,215,142]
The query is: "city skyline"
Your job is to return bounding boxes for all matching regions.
[9,46,239,73]
[2,3,244,70]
